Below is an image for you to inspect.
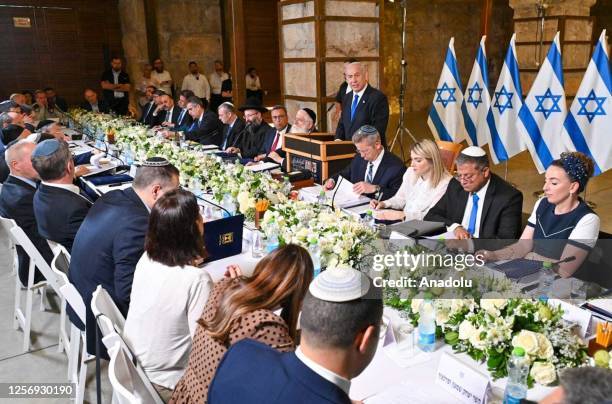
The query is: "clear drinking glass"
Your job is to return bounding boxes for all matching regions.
[570,278,588,305]
[397,323,415,352]
[251,230,265,258]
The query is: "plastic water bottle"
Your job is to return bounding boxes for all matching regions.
[124,144,134,166]
[266,229,279,253]
[317,190,327,208]
[221,194,236,218]
[309,242,322,277]
[417,298,436,352]
[503,347,529,404]
[537,261,555,302]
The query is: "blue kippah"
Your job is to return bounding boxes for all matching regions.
[359,125,378,134]
[32,139,60,157]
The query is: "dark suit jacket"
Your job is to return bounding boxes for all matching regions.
[424,174,523,246]
[33,184,91,252]
[334,150,406,201]
[185,110,223,146]
[68,187,149,354]
[80,99,110,113]
[152,106,181,127]
[262,124,291,156]
[173,108,193,132]
[220,117,246,150]
[209,339,351,404]
[0,176,52,285]
[139,101,156,126]
[335,85,389,146]
[50,96,68,112]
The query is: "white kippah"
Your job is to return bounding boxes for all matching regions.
[309,266,370,302]
[461,146,486,157]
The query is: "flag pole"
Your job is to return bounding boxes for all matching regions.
[532,0,547,199]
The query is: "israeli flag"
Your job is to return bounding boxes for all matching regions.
[462,36,490,146]
[485,34,526,164]
[562,29,612,175]
[428,38,466,143]
[518,32,572,173]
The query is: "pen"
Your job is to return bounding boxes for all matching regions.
[107,181,132,188]
[374,188,383,209]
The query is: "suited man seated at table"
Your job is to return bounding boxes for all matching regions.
[424,146,523,251]
[324,125,406,201]
[183,96,222,146]
[69,157,180,355]
[139,86,159,126]
[335,61,389,146]
[173,90,195,132]
[80,88,110,113]
[0,140,51,286]
[225,97,273,161]
[31,139,92,252]
[217,102,245,151]
[478,152,601,282]
[208,267,383,404]
[154,94,181,129]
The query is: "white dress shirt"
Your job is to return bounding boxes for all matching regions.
[112,70,124,98]
[10,174,37,188]
[151,70,173,95]
[350,84,368,108]
[245,74,261,91]
[181,74,211,100]
[209,72,229,95]
[124,253,213,389]
[270,125,289,152]
[295,347,351,395]
[364,148,384,183]
[448,178,491,238]
[384,168,452,221]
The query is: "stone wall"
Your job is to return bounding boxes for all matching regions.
[155,0,224,93]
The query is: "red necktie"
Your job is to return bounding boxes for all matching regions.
[270,132,280,153]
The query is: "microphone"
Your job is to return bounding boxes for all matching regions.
[330,176,343,209]
[196,194,231,217]
[552,256,576,266]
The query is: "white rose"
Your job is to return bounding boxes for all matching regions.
[535,333,554,359]
[459,320,477,341]
[436,309,450,325]
[469,328,487,350]
[512,330,539,356]
[479,296,508,316]
[411,299,423,314]
[530,361,556,385]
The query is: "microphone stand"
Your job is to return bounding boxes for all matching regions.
[388,0,417,164]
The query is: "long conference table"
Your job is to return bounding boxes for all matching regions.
[74,138,580,404]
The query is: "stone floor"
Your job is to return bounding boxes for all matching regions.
[397,111,612,234]
[0,226,112,404]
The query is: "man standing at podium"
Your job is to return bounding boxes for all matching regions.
[335,62,389,146]
[325,125,405,200]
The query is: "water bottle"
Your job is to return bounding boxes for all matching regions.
[417,298,436,352]
[266,225,279,253]
[309,242,322,277]
[124,144,134,166]
[537,261,555,302]
[221,194,236,218]
[503,347,529,404]
[362,210,375,229]
[317,190,327,208]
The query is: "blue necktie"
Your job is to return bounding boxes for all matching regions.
[467,193,480,236]
[188,120,198,132]
[350,94,359,121]
[366,162,374,183]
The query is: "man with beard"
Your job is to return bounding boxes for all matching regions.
[151,58,173,96]
[226,97,272,160]
[100,56,131,115]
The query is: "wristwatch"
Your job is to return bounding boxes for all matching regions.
[375,185,381,193]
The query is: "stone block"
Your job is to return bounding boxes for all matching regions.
[563,44,591,69]
[285,99,318,125]
[282,22,315,58]
[325,21,379,58]
[281,1,314,20]
[564,71,586,97]
[564,18,593,41]
[514,20,558,43]
[283,62,317,97]
[325,0,378,17]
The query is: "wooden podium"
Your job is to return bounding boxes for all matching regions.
[283,133,355,184]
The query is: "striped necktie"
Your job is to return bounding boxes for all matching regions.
[366,162,374,183]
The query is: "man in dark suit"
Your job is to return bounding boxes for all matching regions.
[209,268,383,404]
[31,139,91,252]
[425,146,523,249]
[255,105,293,166]
[325,125,405,201]
[335,62,389,146]
[68,158,180,354]
[226,97,270,160]
[0,140,51,286]
[80,88,110,113]
[172,90,194,132]
[44,87,68,112]
[81,90,110,113]
[153,94,181,128]
[100,56,131,115]
[184,96,222,146]
[217,102,245,150]
[139,85,157,125]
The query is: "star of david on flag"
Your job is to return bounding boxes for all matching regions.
[428,37,466,142]
[462,36,490,146]
[562,29,612,175]
[485,34,526,164]
[518,32,573,173]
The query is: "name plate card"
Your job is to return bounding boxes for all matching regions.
[436,352,491,404]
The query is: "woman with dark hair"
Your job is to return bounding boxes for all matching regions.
[170,244,314,403]
[124,188,213,401]
[479,152,600,279]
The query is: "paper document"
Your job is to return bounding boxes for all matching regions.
[330,176,371,208]
[364,382,432,404]
[244,162,279,172]
[80,160,120,177]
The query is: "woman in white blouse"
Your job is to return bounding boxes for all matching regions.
[371,138,451,221]
[124,188,213,401]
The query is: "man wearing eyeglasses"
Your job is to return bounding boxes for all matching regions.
[425,146,523,248]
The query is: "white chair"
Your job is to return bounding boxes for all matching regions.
[90,285,126,337]
[0,216,49,352]
[105,337,164,404]
[50,247,94,404]
[0,215,19,276]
